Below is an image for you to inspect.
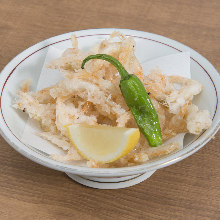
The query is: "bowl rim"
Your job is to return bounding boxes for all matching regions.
[0,28,219,177]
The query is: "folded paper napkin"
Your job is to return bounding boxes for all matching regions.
[21,46,191,157]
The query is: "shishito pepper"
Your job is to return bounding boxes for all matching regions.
[81,54,162,147]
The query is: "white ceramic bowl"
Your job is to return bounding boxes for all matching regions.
[0,29,219,189]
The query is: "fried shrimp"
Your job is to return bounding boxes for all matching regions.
[14,32,212,167]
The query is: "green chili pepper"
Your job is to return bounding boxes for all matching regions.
[81,54,162,147]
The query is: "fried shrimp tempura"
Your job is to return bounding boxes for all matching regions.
[14,32,212,167]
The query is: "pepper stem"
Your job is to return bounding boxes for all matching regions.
[81,54,130,80]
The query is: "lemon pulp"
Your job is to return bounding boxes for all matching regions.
[66,124,140,163]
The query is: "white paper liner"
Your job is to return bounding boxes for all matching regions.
[21,46,191,157]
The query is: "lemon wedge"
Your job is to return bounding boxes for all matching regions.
[66,124,140,163]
